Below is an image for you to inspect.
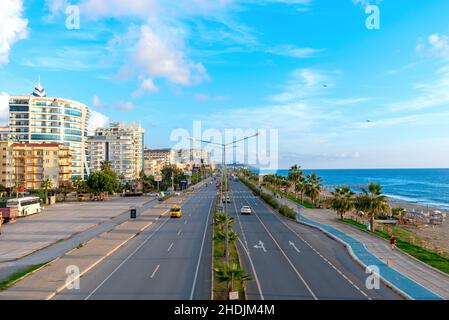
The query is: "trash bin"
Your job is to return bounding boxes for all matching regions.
[130,208,137,219]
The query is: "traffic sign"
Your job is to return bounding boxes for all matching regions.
[155,175,162,182]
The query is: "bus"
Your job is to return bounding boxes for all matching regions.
[6,197,42,217]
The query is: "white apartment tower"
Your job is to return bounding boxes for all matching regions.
[9,82,90,179]
[88,122,144,180]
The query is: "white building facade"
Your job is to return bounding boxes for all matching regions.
[9,83,90,179]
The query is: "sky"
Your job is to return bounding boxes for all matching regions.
[1,0,449,169]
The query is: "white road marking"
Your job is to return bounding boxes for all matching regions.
[242,196,318,300]
[150,264,160,278]
[84,215,170,300]
[230,189,265,300]
[177,229,182,236]
[189,191,215,300]
[167,242,174,252]
[253,240,267,252]
[289,241,301,253]
[254,190,372,300]
[184,220,187,225]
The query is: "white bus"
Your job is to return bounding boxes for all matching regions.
[6,197,42,217]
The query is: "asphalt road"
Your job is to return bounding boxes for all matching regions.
[55,184,216,300]
[227,179,402,300]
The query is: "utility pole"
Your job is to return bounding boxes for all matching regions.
[188,133,259,267]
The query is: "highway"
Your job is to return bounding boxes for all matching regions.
[55,184,216,300]
[54,178,401,300]
[227,179,402,300]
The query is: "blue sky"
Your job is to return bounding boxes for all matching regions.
[1,0,449,169]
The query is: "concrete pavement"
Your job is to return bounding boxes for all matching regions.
[0,198,177,300]
[0,196,158,282]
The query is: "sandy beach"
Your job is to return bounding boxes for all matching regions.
[389,199,449,253]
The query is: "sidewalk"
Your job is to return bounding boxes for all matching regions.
[0,196,156,282]
[0,196,153,263]
[265,187,449,300]
[0,197,183,300]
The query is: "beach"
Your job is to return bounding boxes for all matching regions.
[388,199,449,253]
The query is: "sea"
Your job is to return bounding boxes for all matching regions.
[253,168,449,210]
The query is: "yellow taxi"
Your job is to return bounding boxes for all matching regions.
[170,205,182,218]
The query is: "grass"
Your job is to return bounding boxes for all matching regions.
[213,216,246,300]
[343,218,449,274]
[263,184,318,209]
[0,263,47,291]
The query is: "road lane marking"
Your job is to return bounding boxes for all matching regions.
[167,242,174,252]
[150,264,160,278]
[253,240,267,252]
[189,190,215,300]
[252,186,372,300]
[242,195,318,300]
[230,189,264,300]
[184,220,187,225]
[177,229,182,236]
[289,241,301,253]
[84,216,170,300]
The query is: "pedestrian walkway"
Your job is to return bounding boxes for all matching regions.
[262,186,449,300]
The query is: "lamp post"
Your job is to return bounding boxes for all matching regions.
[188,133,259,266]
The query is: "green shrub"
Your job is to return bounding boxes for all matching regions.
[279,205,297,220]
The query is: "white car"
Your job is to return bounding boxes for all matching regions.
[240,206,252,215]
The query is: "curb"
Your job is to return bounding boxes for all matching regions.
[296,217,413,300]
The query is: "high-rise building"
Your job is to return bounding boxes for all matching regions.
[9,82,90,179]
[88,122,144,180]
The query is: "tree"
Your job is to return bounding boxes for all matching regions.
[305,173,323,206]
[41,179,53,203]
[287,165,302,198]
[161,165,187,191]
[87,171,118,195]
[214,263,252,297]
[0,183,6,197]
[294,176,306,202]
[331,186,355,221]
[355,182,389,233]
[392,207,406,225]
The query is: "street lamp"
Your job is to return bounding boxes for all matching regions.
[188,133,259,266]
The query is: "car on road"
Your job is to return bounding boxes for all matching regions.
[240,206,252,215]
[170,205,182,218]
[222,195,231,203]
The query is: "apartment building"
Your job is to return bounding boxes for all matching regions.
[88,122,144,180]
[0,142,72,190]
[9,82,89,179]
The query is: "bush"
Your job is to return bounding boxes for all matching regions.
[261,193,279,209]
[279,205,297,220]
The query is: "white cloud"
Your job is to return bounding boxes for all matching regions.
[131,25,209,86]
[389,64,449,111]
[88,110,109,135]
[416,33,449,59]
[115,101,134,111]
[132,78,160,98]
[268,45,324,58]
[0,92,10,125]
[0,0,28,66]
[269,69,332,103]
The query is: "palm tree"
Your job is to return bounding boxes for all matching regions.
[215,263,252,297]
[355,182,389,233]
[331,186,355,221]
[288,165,302,198]
[392,207,407,225]
[305,173,323,206]
[295,176,306,202]
[41,178,53,204]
